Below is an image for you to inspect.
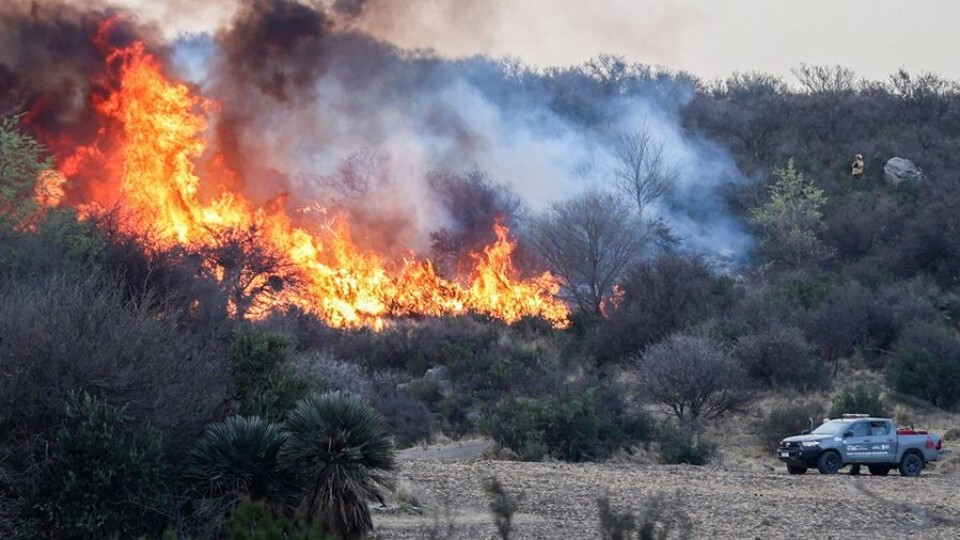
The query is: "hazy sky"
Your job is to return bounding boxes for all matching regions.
[115,0,960,83]
[356,0,960,83]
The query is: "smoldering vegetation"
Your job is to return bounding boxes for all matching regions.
[3,1,960,538]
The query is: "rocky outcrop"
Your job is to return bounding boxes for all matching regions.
[883,157,924,185]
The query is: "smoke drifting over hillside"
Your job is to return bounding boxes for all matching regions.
[1,0,751,259]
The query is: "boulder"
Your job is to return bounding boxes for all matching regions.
[424,365,450,383]
[883,157,923,185]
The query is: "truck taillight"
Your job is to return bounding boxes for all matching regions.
[925,436,935,449]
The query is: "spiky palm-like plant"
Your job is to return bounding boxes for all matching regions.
[281,391,397,540]
[183,416,300,510]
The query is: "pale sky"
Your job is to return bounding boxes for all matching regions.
[357,0,960,83]
[115,0,960,83]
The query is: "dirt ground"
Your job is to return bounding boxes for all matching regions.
[373,454,960,539]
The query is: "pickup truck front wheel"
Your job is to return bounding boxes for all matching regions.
[817,451,842,474]
[786,464,807,475]
[899,452,924,477]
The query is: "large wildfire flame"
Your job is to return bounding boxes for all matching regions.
[33,20,569,330]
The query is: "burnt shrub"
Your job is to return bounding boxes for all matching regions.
[16,392,169,539]
[734,326,825,389]
[887,323,960,409]
[756,400,825,451]
[828,385,887,418]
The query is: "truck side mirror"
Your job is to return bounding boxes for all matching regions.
[844,431,854,438]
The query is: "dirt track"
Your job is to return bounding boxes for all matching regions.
[373,458,960,539]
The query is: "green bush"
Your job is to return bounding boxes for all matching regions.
[229,328,315,421]
[16,392,169,539]
[182,416,300,511]
[828,384,887,418]
[480,388,652,462]
[887,323,960,409]
[657,424,715,465]
[756,400,825,452]
[222,497,332,539]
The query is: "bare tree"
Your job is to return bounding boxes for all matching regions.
[194,224,300,319]
[528,190,645,317]
[792,64,856,95]
[612,127,680,218]
[637,333,751,424]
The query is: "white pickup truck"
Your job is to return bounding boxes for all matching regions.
[776,414,943,476]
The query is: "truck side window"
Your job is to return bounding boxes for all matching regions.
[849,422,870,437]
[869,421,890,436]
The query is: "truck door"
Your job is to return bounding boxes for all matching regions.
[843,421,879,462]
[869,420,897,463]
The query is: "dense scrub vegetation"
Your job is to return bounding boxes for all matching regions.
[4,60,960,536]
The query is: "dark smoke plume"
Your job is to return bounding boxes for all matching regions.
[2,0,753,264]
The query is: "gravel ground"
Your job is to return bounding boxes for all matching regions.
[373,458,960,539]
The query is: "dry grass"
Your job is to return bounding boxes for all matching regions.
[373,388,960,538]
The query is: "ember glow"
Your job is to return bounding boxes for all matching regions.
[40,22,569,330]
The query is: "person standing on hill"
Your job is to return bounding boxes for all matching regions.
[851,153,865,179]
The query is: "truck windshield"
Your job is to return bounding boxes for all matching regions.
[811,420,849,435]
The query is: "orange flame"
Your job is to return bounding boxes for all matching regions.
[48,29,569,330]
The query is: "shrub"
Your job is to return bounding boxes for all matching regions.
[756,400,825,452]
[221,497,331,540]
[734,326,825,389]
[0,272,228,460]
[182,416,300,512]
[368,378,433,448]
[828,385,887,418]
[229,327,316,421]
[295,355,433,448]
[16,392,169,539]
[657,423,715,465]
[808,281,871,364]
[638,334,752,424]
[887,323,960,408]
[597,492,694,540]
[480,388,652,462]
[483,477,522,540]
[595,254,727,364]
[280,391,396,540]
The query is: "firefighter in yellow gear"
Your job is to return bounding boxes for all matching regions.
[851,153,864,178]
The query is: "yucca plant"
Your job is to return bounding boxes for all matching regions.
[183,416,300,510]
[281,391,396,540]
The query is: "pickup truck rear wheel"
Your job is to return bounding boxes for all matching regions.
[817,451,842,474]
[867,465,890,476]
[899,452,924,477]
[786,464,807,475]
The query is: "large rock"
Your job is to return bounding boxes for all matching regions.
[883,157,924,185]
